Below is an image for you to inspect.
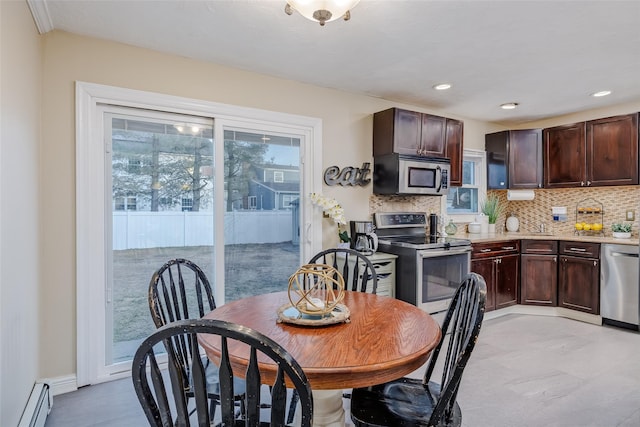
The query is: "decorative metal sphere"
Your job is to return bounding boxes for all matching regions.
[288,263,345,316]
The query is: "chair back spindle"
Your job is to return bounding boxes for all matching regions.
[308,248,378,294]
[132,319,313,427]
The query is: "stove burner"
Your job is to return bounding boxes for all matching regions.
[377,235,471,250]
[374,212,471,250]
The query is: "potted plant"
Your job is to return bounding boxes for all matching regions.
[611,222,632,239]
[480,193,504,232]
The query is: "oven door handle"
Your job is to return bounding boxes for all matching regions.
[418,246,472,258]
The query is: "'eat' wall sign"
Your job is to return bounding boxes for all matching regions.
[324,162,371,186]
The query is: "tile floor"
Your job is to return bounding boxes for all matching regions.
[45,314,640,427]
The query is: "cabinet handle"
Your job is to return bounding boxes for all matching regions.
[538,184,542,188]
[569,247,586,252]
[593,260,598,267]
[587,181,591,186]
[580,181,585,186]
[373,262,391,269]
[501,246,515,250]
[553,256,557,263]
[480,249,492,253]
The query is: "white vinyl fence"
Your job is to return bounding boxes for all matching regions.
[113,210,294,250]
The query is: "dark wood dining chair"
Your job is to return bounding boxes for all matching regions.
[287,247,379,423]
[349,272,487,427]
[308,247,378,293]
[132,318,314,426]
[148,258,245,420]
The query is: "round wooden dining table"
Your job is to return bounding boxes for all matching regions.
[199,291,441,427]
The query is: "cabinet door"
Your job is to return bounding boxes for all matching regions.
[471,258,496,312]
[587,113,639,186]
[558,255,600,314]
[485,131,508,189]
[495,254,519,309]
[509,129,542,189]
[373,108,421,156]
[521,254,557,306]
[445,118,463,186]
[543,123,586,188]
[420,114,447,157]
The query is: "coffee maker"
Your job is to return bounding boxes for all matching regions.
[349,221,378,255]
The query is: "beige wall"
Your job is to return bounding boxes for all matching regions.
[1,1,42,425]
[39,30,493,379]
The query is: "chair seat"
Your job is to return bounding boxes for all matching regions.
[350,378,462,427]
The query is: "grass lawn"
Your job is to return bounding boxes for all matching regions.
[112,242,300,357]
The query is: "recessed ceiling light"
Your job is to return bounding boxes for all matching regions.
[591,90,612,97]
[500,103,519,110]
[433,83,452,91]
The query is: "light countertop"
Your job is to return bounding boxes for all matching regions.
[461,232,639,246]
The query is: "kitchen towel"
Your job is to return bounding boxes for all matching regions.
[507,190,535,201]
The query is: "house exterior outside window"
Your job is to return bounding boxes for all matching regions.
[181,198,193,211]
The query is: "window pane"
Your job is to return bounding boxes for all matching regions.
[110,114,214,365]
[223,130,301,302]
[447,187,478,214]
[462,160,475,185]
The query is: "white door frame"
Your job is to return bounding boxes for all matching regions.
[76,82,323,386]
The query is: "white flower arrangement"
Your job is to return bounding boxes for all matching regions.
[309,193,349,242]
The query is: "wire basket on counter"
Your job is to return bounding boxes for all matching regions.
[574,198,604,236]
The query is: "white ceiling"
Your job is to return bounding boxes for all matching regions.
[30,0,640,125]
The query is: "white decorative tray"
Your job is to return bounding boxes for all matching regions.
[276,303,350,326]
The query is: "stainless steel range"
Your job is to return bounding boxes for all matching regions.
[374,212,472,314]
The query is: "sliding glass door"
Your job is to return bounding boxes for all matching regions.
[100,108,303,375]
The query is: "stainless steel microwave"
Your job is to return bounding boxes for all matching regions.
[373,154,450,195]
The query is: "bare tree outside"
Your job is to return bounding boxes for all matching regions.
[224,135,268,212]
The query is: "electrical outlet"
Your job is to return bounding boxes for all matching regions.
[626,210,635,221]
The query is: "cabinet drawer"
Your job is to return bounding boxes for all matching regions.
[472,240,520,259]
[521,240,557,254]
[371,260,395,275]
[559,241,600,258]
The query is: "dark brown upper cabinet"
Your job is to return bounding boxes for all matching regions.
[373,107,464,185]
[419,113,447,157]
[543,113,638,188]
[445,118,464,187]
[486,129,542,189]
[586,114,639,186]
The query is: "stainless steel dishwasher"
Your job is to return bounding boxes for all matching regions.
[601,244,640,330]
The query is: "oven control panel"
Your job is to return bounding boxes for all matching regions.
[374,212,427,229]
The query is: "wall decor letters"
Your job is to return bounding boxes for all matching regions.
[324,162,371,186]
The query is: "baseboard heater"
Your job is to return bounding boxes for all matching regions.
[18,382,52,427]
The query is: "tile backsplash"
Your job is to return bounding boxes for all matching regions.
[370,185,639,236]
[494,186,639,236]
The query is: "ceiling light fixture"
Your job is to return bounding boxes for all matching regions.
[433,83,452,91]
[591,90,612,97]
[285,0,360,26]
[500,103,519,110]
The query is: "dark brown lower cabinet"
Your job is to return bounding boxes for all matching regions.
[558,241,600,314]
[471,241,520,312]
[521,240,558,306]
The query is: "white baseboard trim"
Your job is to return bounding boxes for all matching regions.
[484,304,602,325]
[44,375,78,396]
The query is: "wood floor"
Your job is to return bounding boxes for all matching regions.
[45,314,640,426]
